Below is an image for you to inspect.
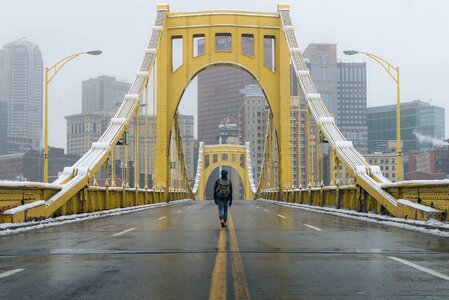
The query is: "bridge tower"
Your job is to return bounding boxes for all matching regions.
[152,4,294,198]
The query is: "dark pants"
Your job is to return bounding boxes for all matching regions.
[217,198,228,222]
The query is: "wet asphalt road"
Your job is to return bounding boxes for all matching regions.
[0,200,448,299]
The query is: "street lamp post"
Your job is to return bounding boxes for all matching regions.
[43,50,102,183]
[343,50,402,181]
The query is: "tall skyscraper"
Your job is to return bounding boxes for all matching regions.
[82,75,131,114]
[303,43,368,155]
[239,84,270,182]
[0,101,7,154]
[197,66,256,144]
[0,39,43,151]
[337,59,368,153]
[303,43,338,118]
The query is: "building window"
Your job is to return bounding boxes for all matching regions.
[264,36,275,71]
[205,154,209,168]
[193,34,205,57]
[215,33,232,52]
[320,55,329,65]
[241,34,254,57]
[171,35,183,71]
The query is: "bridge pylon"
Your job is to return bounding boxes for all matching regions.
[192,143,257,200]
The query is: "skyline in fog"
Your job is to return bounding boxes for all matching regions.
[1,0,448,149]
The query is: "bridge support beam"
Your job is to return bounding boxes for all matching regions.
[277,23,293,199]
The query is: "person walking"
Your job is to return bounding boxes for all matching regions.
[214,170,233,228]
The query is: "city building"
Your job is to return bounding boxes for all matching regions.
[0,39,43,151]
[367,100,445,155]
[66,112,196,187]
[303,43,338,118]
[197,66,257,145]
[65,112,113,156]
[238,84,270,182]
[364,152,400,182]
[0,101,7,154]
[239,84,305,187]
[82,75,131,114]
[303,43,368,154]
[337,59,368,153]
[0,147,79,182]
[407,143,449,180]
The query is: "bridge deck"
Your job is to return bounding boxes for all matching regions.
[1,200,448,298]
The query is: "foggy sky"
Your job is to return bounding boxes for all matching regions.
[1,0,448,149]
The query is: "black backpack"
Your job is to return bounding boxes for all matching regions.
[216,179,231,198]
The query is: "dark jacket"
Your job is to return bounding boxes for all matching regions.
[213,176,233,203]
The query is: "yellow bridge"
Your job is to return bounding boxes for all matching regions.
[0,4,448,224]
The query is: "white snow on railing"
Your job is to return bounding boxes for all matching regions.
[0,181,62,189]
[3,200,46,215]
[125,94,140,101]
[305,93,320,99]
[296,70,309,76]
[381,179,449,188]
[91,142,110,150]
[245,142,257,194]
[318,117,334,123]
[355,166,367,175]
[397,199,441,213]
[335,141,353,148]
[136,71,149,77]
[111,118,127,124]
[369,166,382,176]
[192,142,204,194]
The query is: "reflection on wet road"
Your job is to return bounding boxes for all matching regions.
[1,200,448,299]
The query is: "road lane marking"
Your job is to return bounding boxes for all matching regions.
[388,256,449,281]
[209,224,227,300]
[263,209,270,213]
[304,224,322,231]
[0,269,24,279]
[255,206,260,209]
[113,228,135,237]
[228,213,251,300]
[158,216,167,220]
[277,214,287,219]
[187,207,192,209]
[177,210,183,214]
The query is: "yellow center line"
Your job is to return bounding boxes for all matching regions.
[208,226,227,300]
[228,213,251,300]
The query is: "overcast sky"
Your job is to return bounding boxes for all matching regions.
[1,0,448,149]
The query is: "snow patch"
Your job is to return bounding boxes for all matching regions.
[259,199,449,237]
[397,199,441,213]
[3,201,46,215]
[381,179,449,188]
[192,142,204,194]
[0,200,190,236]
[0,180,62,189]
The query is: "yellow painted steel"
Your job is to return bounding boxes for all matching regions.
[196,145,254,201]
[154,6,292,196]
[257,183,447,221]
[2,4,448,224]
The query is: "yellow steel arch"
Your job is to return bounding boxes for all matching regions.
[154,5,292,194]
[196,144,254,200]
